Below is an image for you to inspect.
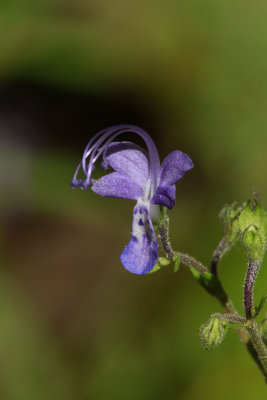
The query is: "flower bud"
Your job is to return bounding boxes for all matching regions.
[239,201,267,262]
[242,225,265,261]
[219,202,244,244]
[199,315,227,351]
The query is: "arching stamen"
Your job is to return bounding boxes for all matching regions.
[81,126,127,175]
[93,125,160,197]
[71,126,123,188]
[71,125,161,198]
[89,127,134,171]
[81,127,130,188]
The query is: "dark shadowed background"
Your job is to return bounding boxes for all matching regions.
[0,1,267,399]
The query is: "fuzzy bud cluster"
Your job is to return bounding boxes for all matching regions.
[199,315,228,351]
[219,202,244,245]
[238,201,267,262]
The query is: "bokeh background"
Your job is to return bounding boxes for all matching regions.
[0,1,267,399]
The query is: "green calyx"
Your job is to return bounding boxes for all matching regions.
[242,225,265,261]
[148,257,170,274]
[239,201,267,262]
[219,202,245,244]
[199,316,228,351]
[148,255,180,274]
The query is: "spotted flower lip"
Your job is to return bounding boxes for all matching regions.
[71,125,193,275]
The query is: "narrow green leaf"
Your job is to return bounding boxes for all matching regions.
[173,254,180,273]
[254,294,267,317]
[148,257,170,274]
[189,268,228,304]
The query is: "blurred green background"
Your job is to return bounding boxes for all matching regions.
[0,0,267,399]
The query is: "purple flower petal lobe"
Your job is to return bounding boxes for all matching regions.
[160,151,193,186]
[105,142,149,187]
[151,184,176,209]
[120,203,158,274]
[92,172,143,200]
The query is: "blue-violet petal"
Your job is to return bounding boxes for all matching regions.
[151,184,176,209]
[120,203,158,274]
[160,150,193,186]
[106,141,149,187]
[92,172,143,200]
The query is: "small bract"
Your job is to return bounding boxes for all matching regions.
[71,125,193,275]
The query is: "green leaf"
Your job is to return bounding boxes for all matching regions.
[158,257,171,267]
[148,263,161,274]
[254,294,267,317]
[173,254,180,273]
[148,257,170,274]
[259,319,267,346]
[189,268,228,304]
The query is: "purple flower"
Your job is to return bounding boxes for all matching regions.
[71,125,193,275]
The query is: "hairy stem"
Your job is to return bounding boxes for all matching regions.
[175,252,208,274]
[158,208,175,260]
[214,312,247,326]
[247,320,267,379]
[158,208,207,274]
[242,260,267,378]
[158,208,267,381]
[210,237,231,277]
[244,260,261,319]
[177,251,267,380]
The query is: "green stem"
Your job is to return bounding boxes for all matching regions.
[210,237,231,277]
[175,252,207,274]
[158,208,267,381]
[177,251,267,380]
[158,209,207,274]
[247,320,267,379]
[212,312,247,326]
[244,260,261,319]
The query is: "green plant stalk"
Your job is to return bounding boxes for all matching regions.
[174,251,267,379]
[246,320,267,378]
[244,260,261,319]
[210,237,231,277]
[158,209,267,381]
